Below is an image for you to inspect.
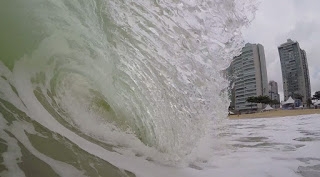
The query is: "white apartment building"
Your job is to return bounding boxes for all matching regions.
[230,43,269,112]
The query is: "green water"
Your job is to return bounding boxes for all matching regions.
[0,0,255,176]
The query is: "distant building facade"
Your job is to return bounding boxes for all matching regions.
[229,43,269,112]
[268,80,280,108]
[278,39,311,106]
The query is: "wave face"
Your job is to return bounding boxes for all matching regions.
[0,0,256,176]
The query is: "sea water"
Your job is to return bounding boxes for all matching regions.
[1,0,320,177]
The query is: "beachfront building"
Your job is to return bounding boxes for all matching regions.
[278,39,311,106]
[229,43,269,112]
[269,80,280,108]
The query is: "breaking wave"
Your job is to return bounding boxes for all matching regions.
[0,0,257,176]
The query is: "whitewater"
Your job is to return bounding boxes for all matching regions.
[1,0,320,177]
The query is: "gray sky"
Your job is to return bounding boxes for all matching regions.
[242,0,320,101]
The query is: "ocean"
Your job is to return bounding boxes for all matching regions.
[1,0,319,177]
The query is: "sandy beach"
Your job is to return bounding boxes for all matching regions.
[228,109,320,119]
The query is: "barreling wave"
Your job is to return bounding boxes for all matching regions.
[0,0,257,174]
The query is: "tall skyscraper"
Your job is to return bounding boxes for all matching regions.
[269,80,278,95]
[269,80,280,108]
[278,39,311,105]
[229,43,269,112]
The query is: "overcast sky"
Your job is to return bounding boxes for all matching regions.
[242,0,320,101]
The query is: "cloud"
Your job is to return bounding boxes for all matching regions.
[242,0,320,100]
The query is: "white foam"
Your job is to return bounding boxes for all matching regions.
[0,116,25,177]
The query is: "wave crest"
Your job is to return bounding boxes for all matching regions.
[0,0,257,163]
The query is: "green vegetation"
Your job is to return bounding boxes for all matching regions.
[246,96,280,107]
[312,91,320,100]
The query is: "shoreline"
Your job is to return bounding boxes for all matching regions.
[228,109,320,119]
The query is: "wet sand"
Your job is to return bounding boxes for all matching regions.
[228,109,320,119]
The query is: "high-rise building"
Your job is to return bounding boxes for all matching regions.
[269,80,280,108]
[229,43,269,112]
[269,80,278,95]
[301,50,312,100]
[278,39,311,105]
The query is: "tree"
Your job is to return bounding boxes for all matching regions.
[246,96,255,103]
[271,99,280,106]
[255,95,272,104]
[246,96,256,110]
[293,93,303,101]
[307,98,312,108]
[246,96,273,110]
[312,91,320,100]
